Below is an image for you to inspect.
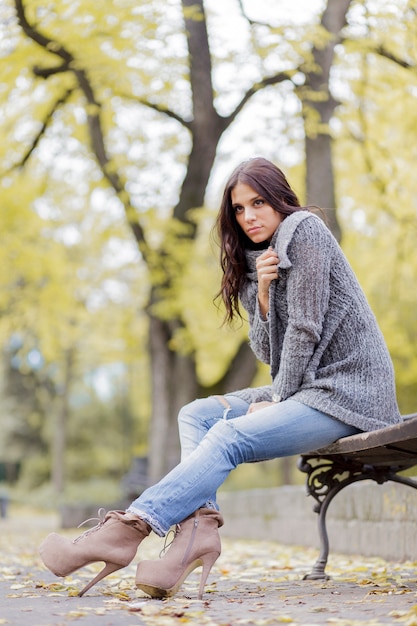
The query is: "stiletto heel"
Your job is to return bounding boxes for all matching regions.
[39,510,150,595]
[198,551,219,600]
[78,562,123,597]
[135,508,224,599]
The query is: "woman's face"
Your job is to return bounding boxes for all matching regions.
[231,182,284,244]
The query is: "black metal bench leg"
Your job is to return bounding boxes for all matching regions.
[304,475,371,579]
[302,482,349,580]
[298,455,373,581]
[300,458,417,580]
[303,498,331,580]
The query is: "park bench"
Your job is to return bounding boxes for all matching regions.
[298,412,417,579]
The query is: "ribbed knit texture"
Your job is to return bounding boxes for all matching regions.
[228,211,401,432]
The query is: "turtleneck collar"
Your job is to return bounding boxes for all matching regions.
[244,224,281,281]
[243,210,316,281]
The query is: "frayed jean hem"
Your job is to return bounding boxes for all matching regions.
[126,506,167,537]
[126,500,220,537]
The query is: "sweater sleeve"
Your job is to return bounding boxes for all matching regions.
[247,299,271,364]
[239,282,271,365]
[225,384,274,405]
[274,219,332,400]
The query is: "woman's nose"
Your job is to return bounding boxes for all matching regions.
[244,207,256,221]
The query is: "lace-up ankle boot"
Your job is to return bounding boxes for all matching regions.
[39,509,151,596]
[135,507,224,599]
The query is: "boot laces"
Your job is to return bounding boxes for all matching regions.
[159,524,181,558]
[73,507,107,543]
[158,518,200,565]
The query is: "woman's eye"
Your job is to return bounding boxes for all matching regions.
[254,199,264,206]
[234,205,244,213]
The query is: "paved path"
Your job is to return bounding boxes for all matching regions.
[1,506,416,625]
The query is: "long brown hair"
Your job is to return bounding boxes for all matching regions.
[215,157,303,323]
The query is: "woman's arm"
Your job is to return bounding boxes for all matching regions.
[240,247,279,364]
[256,247,279,317]
[239,282,271,364]
[274,218,332,399]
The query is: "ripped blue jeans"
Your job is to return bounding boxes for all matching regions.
[127,396,359,536]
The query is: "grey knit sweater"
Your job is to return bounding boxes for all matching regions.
[227,211,401,432]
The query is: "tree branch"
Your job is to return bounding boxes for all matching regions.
[13,0,149,258]
[14,0,72,65]
[18,88,74,169]
[114,92,191,129]
[73,65,149,256]
[136,99,192,129]
[374,44,415,71]
[236,0,270,27]
[223,72,293,128]
[33,62,70,78]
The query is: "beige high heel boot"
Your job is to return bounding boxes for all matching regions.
[135,507,224,600]
[39,510,150,596]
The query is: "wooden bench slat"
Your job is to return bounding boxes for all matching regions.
[307,413,417,456]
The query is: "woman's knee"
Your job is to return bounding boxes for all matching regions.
[177,397,214,430]
[200,419,243,465]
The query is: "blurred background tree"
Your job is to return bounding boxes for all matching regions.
[0,0,416,502]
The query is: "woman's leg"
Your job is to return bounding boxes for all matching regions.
[178,396,249,460]
[127,400,359,536]
[177,395,249,509]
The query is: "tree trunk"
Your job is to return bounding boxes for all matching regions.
[146,0,240,481]
[51,349,73,495]
[303,0,353,242]
[147,314,257,483]
[147,315,200,481]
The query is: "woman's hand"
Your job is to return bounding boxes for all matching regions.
[247,401,276,413]
[256,247,279,318]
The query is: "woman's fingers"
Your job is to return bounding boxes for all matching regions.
[256,249,279,271]
[256,251,279,282]
[256,249,280,309]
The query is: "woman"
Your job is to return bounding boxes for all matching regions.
[39,157,401,600]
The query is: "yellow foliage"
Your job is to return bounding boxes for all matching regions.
[1,0,417,408]
[334,39,417,411]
